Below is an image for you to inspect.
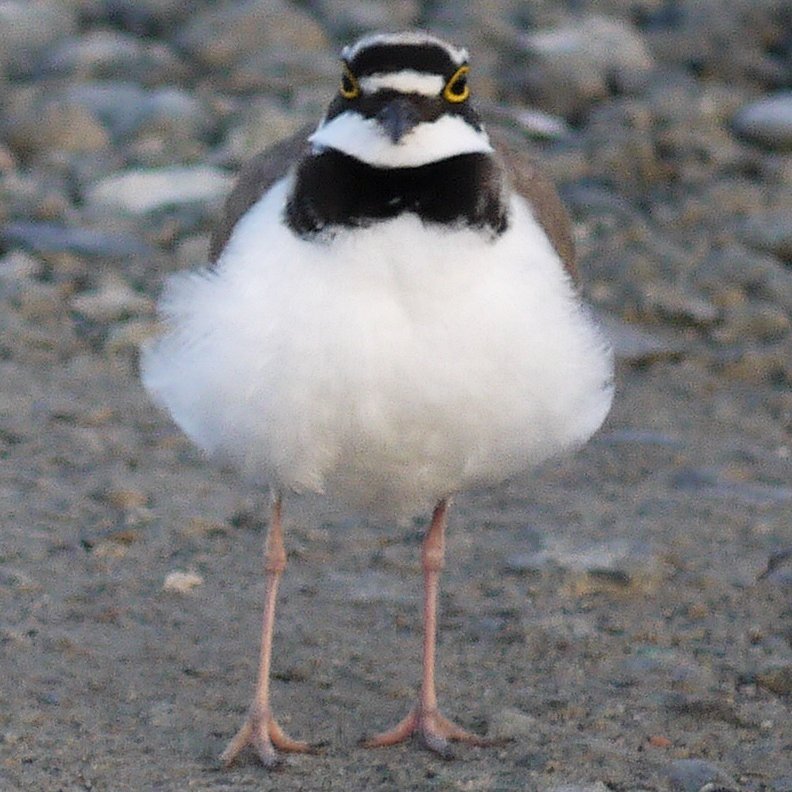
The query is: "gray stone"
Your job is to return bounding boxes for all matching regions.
[56,83,212,143]
[642,284,720,327]
[62,82,151,140]
[312,0,419,37]
[671,467,792,507]
[665,758,736,792]
[0,221,154,258]
[177,0,328,70]
[518,16,655,116]
[69,275,153,323]
[219,98,311,164]
[757,664,792,696]
[507,538,666,594]
[547,785,610,792]
[0,250,42,283]
[84,166,232,216]
[0,0,77,77]
[487,707,538,740]
[599,314,687,363]
[733,92,792,151]
[36,30,188,84]
[740,211,792,262]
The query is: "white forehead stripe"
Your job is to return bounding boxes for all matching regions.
[310,111,492,169]
[359,71,445,97]
[343,31,468,66]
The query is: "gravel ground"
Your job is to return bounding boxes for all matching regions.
[1,2,791,790]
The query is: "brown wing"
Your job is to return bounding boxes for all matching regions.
[209,124,314,264]
[488,128,578,283]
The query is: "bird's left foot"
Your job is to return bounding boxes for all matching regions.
[361,705,491,758]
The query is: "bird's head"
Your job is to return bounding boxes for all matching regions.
[309,31,492,168]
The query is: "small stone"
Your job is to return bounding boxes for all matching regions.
[519,16,655,116]
[733,92,792,151]
[105,488,149,510]
[219,98,311,163]
[547,784,610,792]
[642,284,720,327]
[619,647,714,690]
[0,221,154,259]
[175,235,210,269]
[757,664,792,696]
[740,211,792,262]
[487,707,538,740]
[85,166,231,216]
[0,0,77,78]
[37,30,188,84]
[647,734,672,748]
[720,301,791,343]
[311,0,419,37]
[61,82,150,140]
[163,570,204,594]
[508,538,666,595]
[20,102,111,154]
[69,275,153,322]
[599,313,687,363]
[0,250,43,283]
[104,319,161,354]
[666,758,736,792]
[177,0,328,70]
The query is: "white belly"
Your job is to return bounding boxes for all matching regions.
[142,178,613,516]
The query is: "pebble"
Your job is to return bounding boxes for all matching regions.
[641,284,720,328]
[599,313,687,363]
[672,467,792,507]
[618,647,714,690]
[0,250,42,284]
[665,758,736,792]
[518,16,655,116]
[546,784,610,792]
[84,165,231,216]
[176,0,328,70]
[36,30,189,84]
[104,318,161,354]
[1,220,154,259]
[0,0,77,78]
[219,98,312,164]
[757,664,792,696]
[312,0,419,36]
[505,538,666,595]
[487,707,538,740]
[162,570,204,594]
[733,92,792,151]
[97,0,190,34]
[740,211,792,262]
[69,274,153,323]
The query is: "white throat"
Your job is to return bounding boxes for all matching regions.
[309,111,493,168]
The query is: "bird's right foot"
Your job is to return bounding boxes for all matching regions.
[220,707,317,768]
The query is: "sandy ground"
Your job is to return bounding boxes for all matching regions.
[1,322,790,790]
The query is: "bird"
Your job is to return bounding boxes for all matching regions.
[141,30,614,768]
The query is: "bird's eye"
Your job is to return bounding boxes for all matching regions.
[443,65,470,103]
[340,64,360,100]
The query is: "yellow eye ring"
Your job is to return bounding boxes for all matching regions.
[340,63,361,100]
[443,65,470,103]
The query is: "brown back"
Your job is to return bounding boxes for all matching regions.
[209,125,314,264]
[488,128,578,283]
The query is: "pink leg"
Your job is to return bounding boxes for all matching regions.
[362,499,490,756]
[220,495,316,768]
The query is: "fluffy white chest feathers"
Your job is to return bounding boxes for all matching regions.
[142,178,613,516]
